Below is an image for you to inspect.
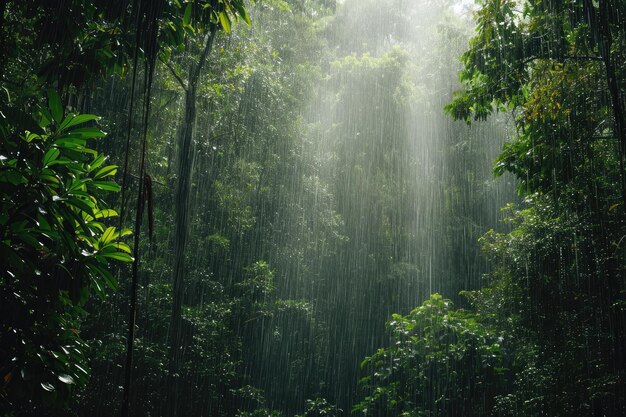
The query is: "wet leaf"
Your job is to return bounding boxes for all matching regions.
[47,89,63,124]
[57,374,75,385]
[41,381,55,392]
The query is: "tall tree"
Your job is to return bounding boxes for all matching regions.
[162,2,250,414]
[442,0,626,414]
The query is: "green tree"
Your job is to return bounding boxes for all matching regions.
[0,91,131,414]
[163,6,251,413]
[354,294,508,417]
[444,0,626,414]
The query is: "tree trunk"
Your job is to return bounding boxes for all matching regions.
[597,0,626,206]
[166,27,216,416]
[597,0,626,390]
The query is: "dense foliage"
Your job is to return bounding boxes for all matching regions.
[355,294,508,417]
[3,0,625,416]
[355,1,626,416]
[0,91,131,414]
[3,0,507,413]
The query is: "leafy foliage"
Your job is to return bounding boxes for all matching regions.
[296,397,342,417]
[445,0,625,125]
[0,90,131,413]
[432,0,626,415]
[355,294,508,417]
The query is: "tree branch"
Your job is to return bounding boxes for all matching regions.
[190,25,218,88]
[163,59,188,92]
[129,173,166,187]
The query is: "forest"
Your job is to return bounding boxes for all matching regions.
[0,0,625,416]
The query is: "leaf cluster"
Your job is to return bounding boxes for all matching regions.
[0,90,131,413]
[355,294,508,417]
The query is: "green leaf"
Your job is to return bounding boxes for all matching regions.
[360,357,372,368]
[47,159,70,167]
[86,262,117,291]
[91,181,121,192]
[47,89,63,124]
[60,114,99,131]
[233,2,251,25]
[38,107,52,128]
[94,209,118,219]
[25,131,42,142]
[67,197,95,217]
[37,214,52,231]
[86,221,105,233]
[43,148,60,168]
[66,162,87,172]
[183,3,192,26]
[54,137,87,149]
[93,165,117,179]
[89,154,106,172]
[101,227,116,245]
[1,170,27,185]
[219,11,231,33]
[17,232,43,249]
[101,251,134,262]
[114,242,132,253]
[68,178,90,192]
[40,174,60,185]
[67,127,106,139]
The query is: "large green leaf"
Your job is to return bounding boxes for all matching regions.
[93,165,117,179]
[60,114,99,131]
[86,262,118,292]
[91,181,121,192]
[88,154,106,172]
[43,147,60,168]
[183,2,193,27]
[101,227,117,245]
[67,197,96,217]
[219,11,231,33]
[100,251,134,262]
[54,137,87,149]
[67,127,106,139]
[47,89,63,124]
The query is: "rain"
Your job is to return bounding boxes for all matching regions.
[1,0,625,416]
